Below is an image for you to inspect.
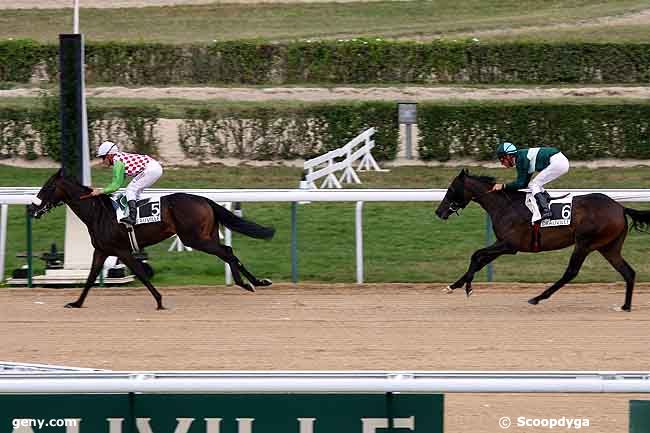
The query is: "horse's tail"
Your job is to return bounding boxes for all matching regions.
[208,200,275,240]
[624,207,650,232]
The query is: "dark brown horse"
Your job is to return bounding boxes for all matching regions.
[29,169,274,309]
[435,169,650,311]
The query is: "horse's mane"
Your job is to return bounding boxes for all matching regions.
[465,171,496,185]
[59,174,115,211]
[97,194,117,210]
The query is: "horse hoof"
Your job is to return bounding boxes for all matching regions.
[528,298,539,305]
[442,286,454,294]
[611,304,631,312]
[258,279,273,287]
[243,283,256,293]
[65,302,81,308]
[465,288,473,298]
[157,306,167,311]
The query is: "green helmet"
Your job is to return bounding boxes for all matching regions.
[496,142,517,157]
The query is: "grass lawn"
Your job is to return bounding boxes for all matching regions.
[2,164,650,287]
[0,0,648,43]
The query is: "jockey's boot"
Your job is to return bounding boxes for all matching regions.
[120,200,137,226]
[534,192,552,220]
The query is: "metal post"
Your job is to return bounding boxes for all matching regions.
[26,206,33,288]
[291,202,298,283]
[486,215,493,282]
[73,0,80,34]
[386,392,395,432]
[0,204,7,282]
[355,201,364,284]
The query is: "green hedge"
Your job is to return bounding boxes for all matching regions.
[0,101,398,161]
[0,101,160,161]
[178,102,398,160]
[4,100,650,162]
[2,39,650,85]
[417,102,650,161]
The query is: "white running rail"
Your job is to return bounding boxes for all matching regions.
[0,371,650,393]
[2,188,650,284]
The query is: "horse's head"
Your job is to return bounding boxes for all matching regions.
[29,169,67,218]
[435,169,474,220]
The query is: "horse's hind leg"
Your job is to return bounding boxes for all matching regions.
[598,232,635,312]
[528,243,591,305]
[227,246,272,287]
[183,239,255,292]
[66,249,108,308]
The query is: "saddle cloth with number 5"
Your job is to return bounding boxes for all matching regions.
[525,192,573,227]
[112,194,162,225]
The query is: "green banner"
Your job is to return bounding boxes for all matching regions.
[0,394,130,433]
[630,400,650,433]
[0,394,443,433]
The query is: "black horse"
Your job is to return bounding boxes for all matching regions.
[29,169,275,309]
[435,169,650,311]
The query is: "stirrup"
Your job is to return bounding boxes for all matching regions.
[539,208,552,220]
[120,216,136,226]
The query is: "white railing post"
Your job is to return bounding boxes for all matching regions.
[224,202,233,286]
[355,201,364,284]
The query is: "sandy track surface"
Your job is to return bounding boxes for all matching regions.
[5,86,650,101]
[1,283,648,432]
[2,283,648,370]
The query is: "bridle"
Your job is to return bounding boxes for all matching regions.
[447,184,470,216]
[447,176,506,215]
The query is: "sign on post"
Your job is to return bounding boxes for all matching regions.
[397,103,417,160]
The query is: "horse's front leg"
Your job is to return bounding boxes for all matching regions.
[445,241,517,297]
[66,249,108,308]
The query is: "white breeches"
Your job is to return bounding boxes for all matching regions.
[125,160,163,201]
[529,152,569,195]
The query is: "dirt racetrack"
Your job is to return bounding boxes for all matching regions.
[1,282,649,432]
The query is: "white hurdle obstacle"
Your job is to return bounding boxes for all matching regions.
[303,128,386,189]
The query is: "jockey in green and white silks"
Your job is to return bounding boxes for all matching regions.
[491,142,570,220]
[90,141,163,225]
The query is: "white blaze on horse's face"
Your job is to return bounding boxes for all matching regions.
[31,197,42,206]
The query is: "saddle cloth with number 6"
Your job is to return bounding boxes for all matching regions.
[525,192,573,227]
[112,194,162,225]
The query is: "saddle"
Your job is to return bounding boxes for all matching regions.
[111,194,163,253]
[525,192,573,226]
[524,192,574,251]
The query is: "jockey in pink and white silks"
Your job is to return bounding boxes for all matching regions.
[90,141,163,225]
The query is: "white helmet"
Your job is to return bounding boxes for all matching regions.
[97,141,118,158]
